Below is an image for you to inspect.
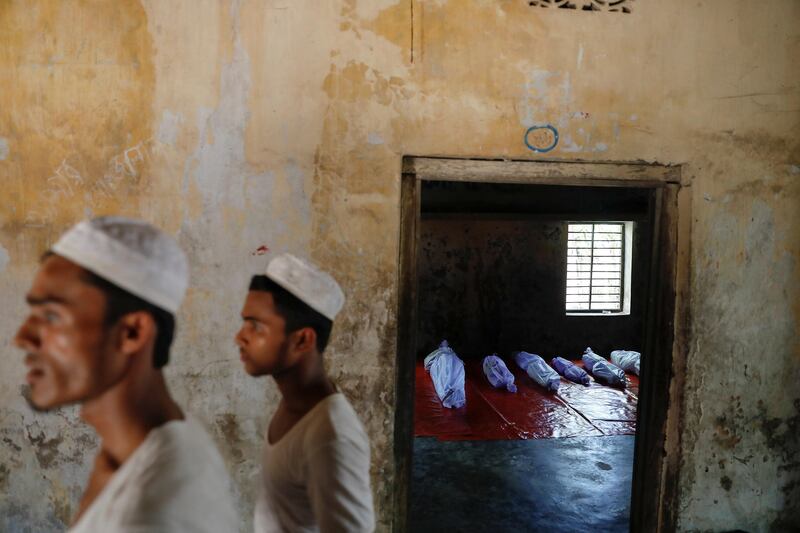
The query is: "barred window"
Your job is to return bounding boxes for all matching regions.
[566,222,632,314]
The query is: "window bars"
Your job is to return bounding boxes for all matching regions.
[566,223,625,312]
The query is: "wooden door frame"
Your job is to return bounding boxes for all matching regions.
[393,156,690,533]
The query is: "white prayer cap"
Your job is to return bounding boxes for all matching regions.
[51,217,189,314]
[265,254,345,321]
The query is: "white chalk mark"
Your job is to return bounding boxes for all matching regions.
[123,143,147,176]
[0,137,9,160]
[46,160,84,199]
[25,139,154,225]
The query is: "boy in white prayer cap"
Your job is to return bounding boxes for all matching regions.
[14,216,238,532]
[236,254,374,533]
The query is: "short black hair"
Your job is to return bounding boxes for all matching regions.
[249,275,333,353]
[42,251,175,368]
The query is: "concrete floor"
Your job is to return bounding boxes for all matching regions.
[410,435,635,533]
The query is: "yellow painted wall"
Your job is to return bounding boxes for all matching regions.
[1,1,798,531]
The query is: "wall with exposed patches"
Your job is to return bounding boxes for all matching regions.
[0,1,797,531]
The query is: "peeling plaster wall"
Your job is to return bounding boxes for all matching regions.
[0,1,798,531]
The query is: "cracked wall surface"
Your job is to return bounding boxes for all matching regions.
[1,1,798,531]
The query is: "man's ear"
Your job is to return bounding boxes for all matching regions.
[291,327,318,353]
[116,311,157,357]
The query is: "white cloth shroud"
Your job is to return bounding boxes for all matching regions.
[610,350,641,376]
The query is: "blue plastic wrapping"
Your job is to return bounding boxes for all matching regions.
[482,354,517,393]
[551,356,591,386]
[513,351,560,392]
[582,347,627,388]
[423,340,466,408]
[610,350,641,376]
[581,347,604,372]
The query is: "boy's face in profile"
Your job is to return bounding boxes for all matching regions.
[236,291,293,377]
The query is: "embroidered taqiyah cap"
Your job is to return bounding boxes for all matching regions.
[265,253,345,320]
[51,216,189,314]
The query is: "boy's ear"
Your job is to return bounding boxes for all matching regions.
[293,327,318,352]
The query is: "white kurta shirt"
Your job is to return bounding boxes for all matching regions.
[253,393,374,533]
[69,417,238,533]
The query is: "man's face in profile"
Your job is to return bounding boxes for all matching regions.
[14,255,117,410]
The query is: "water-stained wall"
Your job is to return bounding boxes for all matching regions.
[0,1,798,531]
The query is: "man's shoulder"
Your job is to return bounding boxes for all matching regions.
[302,393,369,450]
[148,417,216,454]
[137,417,230,481]
[122,418,237,526]
[72,418,237,533]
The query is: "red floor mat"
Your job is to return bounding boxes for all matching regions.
[465,360,602,439]
[414,362,522,440]
[557,381,638,436]
[414,357,639,441]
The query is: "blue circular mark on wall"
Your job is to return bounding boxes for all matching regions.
[524,125,559,153]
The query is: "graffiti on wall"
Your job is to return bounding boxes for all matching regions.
[524,125,559,153]
[24,139,155,226]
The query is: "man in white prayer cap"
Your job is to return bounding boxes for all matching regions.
[235,254,374,532]
[14,216,238,532]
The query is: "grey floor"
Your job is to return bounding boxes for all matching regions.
[410,435,635,533]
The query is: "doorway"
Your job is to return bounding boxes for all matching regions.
[393,157,688,533]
